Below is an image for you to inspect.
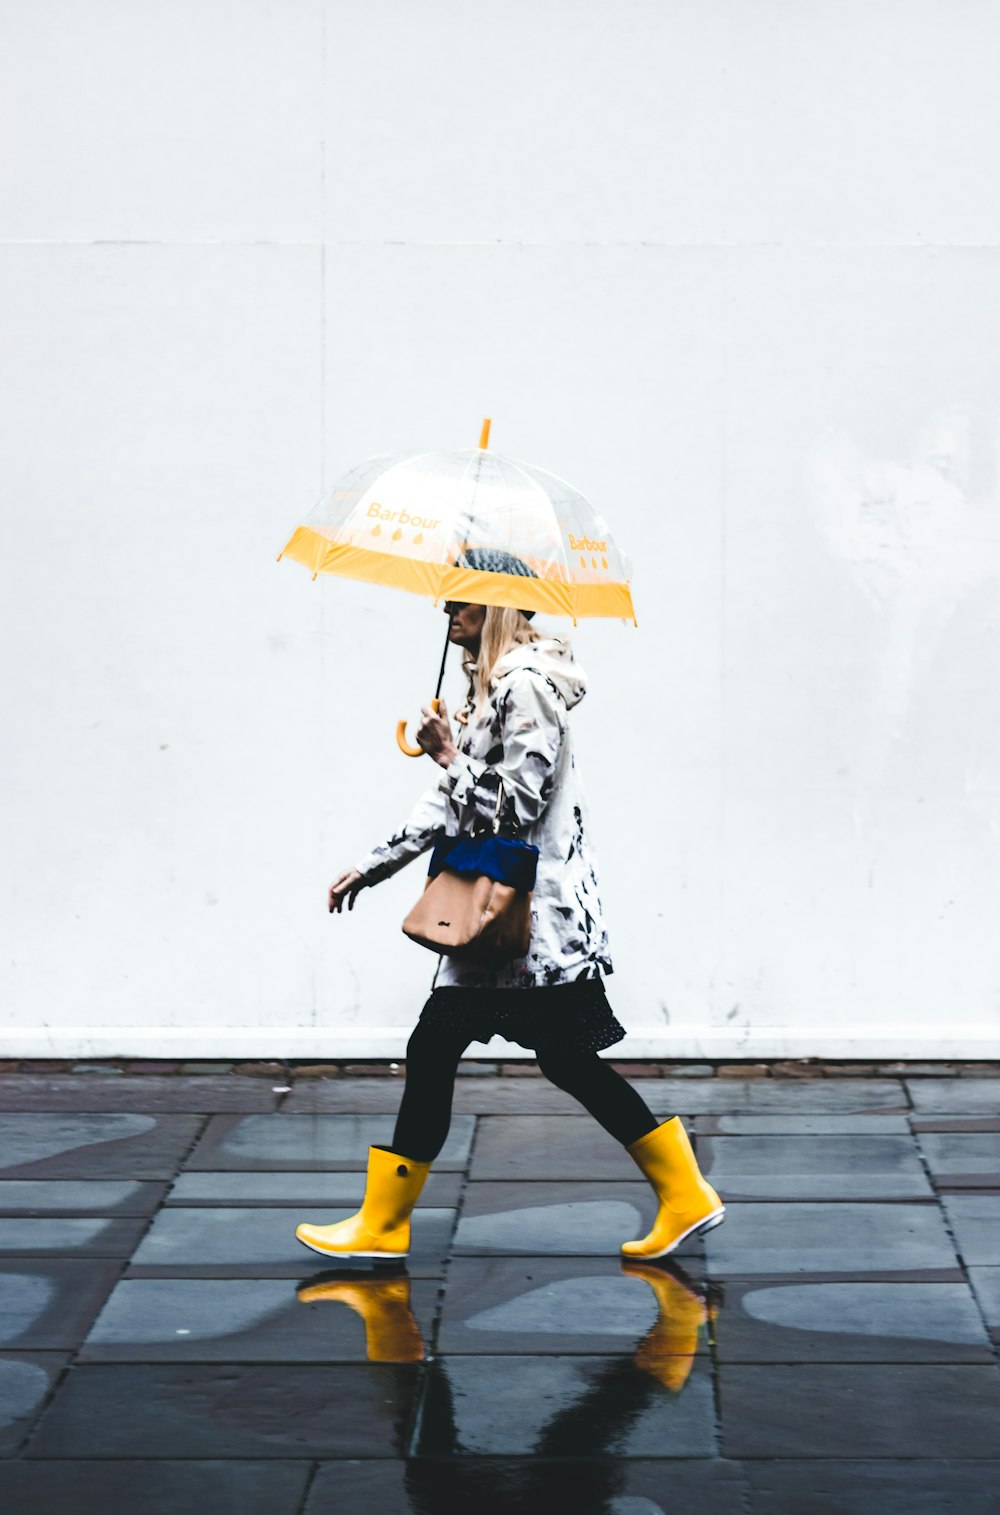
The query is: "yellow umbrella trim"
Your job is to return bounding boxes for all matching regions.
[279,526,637,624]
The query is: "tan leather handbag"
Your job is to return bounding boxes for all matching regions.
[402,781,539,964]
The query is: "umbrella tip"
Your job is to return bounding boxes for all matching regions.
[479,417,491,450]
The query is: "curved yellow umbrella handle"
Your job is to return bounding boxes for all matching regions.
[396,697,440,757]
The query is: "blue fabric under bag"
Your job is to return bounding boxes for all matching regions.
[427,833,539,892]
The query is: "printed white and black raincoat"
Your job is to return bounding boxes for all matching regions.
[355,635,614,989]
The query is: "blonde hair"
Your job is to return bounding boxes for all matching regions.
[461,605,542,719]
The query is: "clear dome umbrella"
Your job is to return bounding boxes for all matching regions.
[278,420,636,754]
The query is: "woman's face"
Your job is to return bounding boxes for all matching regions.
[443,600,487,651]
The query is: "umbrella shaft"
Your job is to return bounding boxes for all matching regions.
[434,613,452,701]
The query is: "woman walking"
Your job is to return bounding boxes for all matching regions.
[295,578,724,1262]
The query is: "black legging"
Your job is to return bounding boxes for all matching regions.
[392,1017,663,1162]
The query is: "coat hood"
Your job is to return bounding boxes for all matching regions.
[490,635,588,710]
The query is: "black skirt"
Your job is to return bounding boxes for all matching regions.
[415,972,627,1055]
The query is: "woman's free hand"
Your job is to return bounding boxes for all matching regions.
[417,697,459,768]
[329,868,367,914]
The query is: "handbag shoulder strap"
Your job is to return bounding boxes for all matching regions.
[491,777,523,838]
[491,777,505,835]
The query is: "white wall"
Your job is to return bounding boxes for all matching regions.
[3,0,999,1058]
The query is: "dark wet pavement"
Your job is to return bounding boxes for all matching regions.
[0,1073,998,1513]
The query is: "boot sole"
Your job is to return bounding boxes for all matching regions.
[295,1236,408,1261]
[622,1206,726,1261]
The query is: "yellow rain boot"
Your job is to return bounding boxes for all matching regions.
[621,1117,725,1260]
[295,1145,431,1260]
[296,1274,425,1362]
[621,1259,711,1392]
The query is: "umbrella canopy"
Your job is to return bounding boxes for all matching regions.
[278,430,635,626]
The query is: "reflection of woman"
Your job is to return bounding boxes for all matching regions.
[298,1260,713,1384]
[296,566,724,1261]
[297,1258,720,1497]
[418,1262,716,1463]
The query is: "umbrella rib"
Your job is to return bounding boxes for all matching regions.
[447,449,491,563]
[498,455,572,588]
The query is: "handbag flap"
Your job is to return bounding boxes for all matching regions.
[427,833,539,891]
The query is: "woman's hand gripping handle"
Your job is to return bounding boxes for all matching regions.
[397,697,459,767]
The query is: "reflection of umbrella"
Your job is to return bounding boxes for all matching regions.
[278,419,636,754]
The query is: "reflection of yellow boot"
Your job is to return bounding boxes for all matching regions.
[296,1274,425,1362]
[622,1117,725,1260]
[295,1145,431,1260]
[621,1259,710,1391]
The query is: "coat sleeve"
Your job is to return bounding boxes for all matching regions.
[354,781,448,885]
[437,668,566,832]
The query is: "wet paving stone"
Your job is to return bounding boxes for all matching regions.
[712,1280,992,1362]
[28,1363,423,1458]
[719,1363,1000,1458]
[967,1269,1000,1344]
[698,1114,912,1135]
[79,1275,438,1362]
[917,1133,1000,1188]
[0,1352,66,1455]
[444,1079,910,1116]
[907,1080,1000,1116]
[0,1217,147,1257]
[281,1084,578,1121]
[416,1355,717,1457]
[0,1462,311,1515]
[644,1081,908,1116]
[281,1079,406,1114]
[940,1195,1000,1265]
[125,1205,455,1278]
[450,1081,605,1115]
[471,1116,642,1181]
[437,1255,712,1357]
[0,1180,166,1215]
[0,1076,280,1113]
[744,1459,1000,1515]
[166,1169,462,1206]
[285,1075,906,1115]
[306,1456,750,1513]
[453,1181,701,1258]
[699,1134,931,1200]
[0,1114,203,1180]
[184,1114,474,1172]
[703,1203,959,1278]
[0,1260,122,1349]
[303,1457,414,1512]
[910,1116,1000,1133]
